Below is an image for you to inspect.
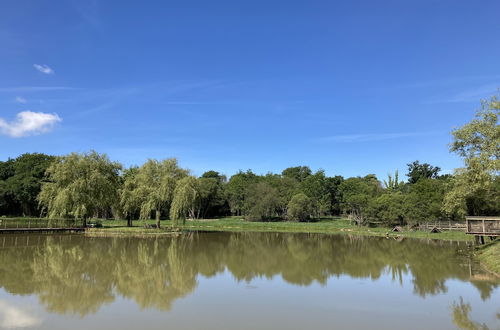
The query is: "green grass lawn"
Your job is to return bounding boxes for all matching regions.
[1,216,472,241]
[76,216,472,241]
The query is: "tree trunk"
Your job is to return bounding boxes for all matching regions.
[127,217,132,227]
[83,216,87,228]
[155,210,161,229]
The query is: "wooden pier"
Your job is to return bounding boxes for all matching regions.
[0,219,85,234]
[465,216,500,244]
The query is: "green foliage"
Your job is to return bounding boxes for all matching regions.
[226,170,259,216]
[383,170,405,190]
[281,166,312,182]
[406,160,441,184]
[197,171,228,218]
[404,178,449,224]
[444,94,500,216]
[244,182,279,221]
[38,151,121,223]
[0,153,55,216]
[120,158,188,228]
[170,176,200,225]
[287,193,314,221]
[339,175,381,225]
[367,191,405,226]
[299,170,332,217]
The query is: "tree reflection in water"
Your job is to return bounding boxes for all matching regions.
[0,233,497,317]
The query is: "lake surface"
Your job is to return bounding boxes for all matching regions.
[0,232,498,330]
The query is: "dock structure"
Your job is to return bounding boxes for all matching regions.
[0,219,85,234]
[465,216,500,244]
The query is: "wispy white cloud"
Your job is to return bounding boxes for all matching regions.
[0,86,78,92]
[0,300,42,329]
[15,96,27,104]
[33,64,54,74]
[426,83,500,104]
[0,111,62,138]
[316,131,437,143]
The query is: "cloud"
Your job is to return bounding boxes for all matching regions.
[426,83,500,103]
[0,300,42,329]
[15,96,27,104]
[0,86,78,92]
[33,64,54,74]
[0,111,62,138]
[316,132,437,143]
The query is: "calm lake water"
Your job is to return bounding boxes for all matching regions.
[0,232,498,330]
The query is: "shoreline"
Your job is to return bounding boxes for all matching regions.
[80,217,473,242]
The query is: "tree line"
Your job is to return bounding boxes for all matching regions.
[0,94,498,227]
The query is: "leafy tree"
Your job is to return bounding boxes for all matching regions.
[262,174,299,217]
[287,193,314,221]
[170,176,200,225]
[282,166,312,182]
[0,159,15,215]
[325,175,344,215]
[0,154,55,216]
[38,151,122,226]
[300,170,331,217]
[367,191,405,226]
[444,93,499,216]
[119,158,188,228]
[120,166,140,227]
[383,170,405,191]
[5,153,56,216]
[406,161,441,184]
[226,170,259,216]
[197,171,228,218]
[339,175,381,225]
[404,178,449,224]
[244,182,279,221]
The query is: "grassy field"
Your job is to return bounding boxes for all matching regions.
[60,216,472,241]
[1,216,473,241]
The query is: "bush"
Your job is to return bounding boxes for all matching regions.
[287,193,313,221]
[244,182,279,221]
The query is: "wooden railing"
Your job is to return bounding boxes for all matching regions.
[0,218,85,230]
[418,221,466,231]
[465,216,500,236]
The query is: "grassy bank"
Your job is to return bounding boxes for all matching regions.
[476,241,500,275]
[73,216,472,241]
[1,216,472,241]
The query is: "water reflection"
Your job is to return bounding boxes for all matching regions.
[0,233,497,317]
[451,297,491,330]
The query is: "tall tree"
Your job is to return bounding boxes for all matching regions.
[339,175,381,225]
[5,153,56,216]
[38,151,122,226]
[244,182,279,221]
[170,176,200,224]
[444,93,500,216]
[282,166,312,182]
[121,159,188,228]
[287,193,314,221]
[226,170,259,216]
[197,171,228,218]
[120,166,140,227]
[406,161,441,184]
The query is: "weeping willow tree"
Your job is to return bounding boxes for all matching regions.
[38,151,122,226]
[444,93,500,216]
[170,176,200,225]
[121,158,188,228]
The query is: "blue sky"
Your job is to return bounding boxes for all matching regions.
[1,0,499,179]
